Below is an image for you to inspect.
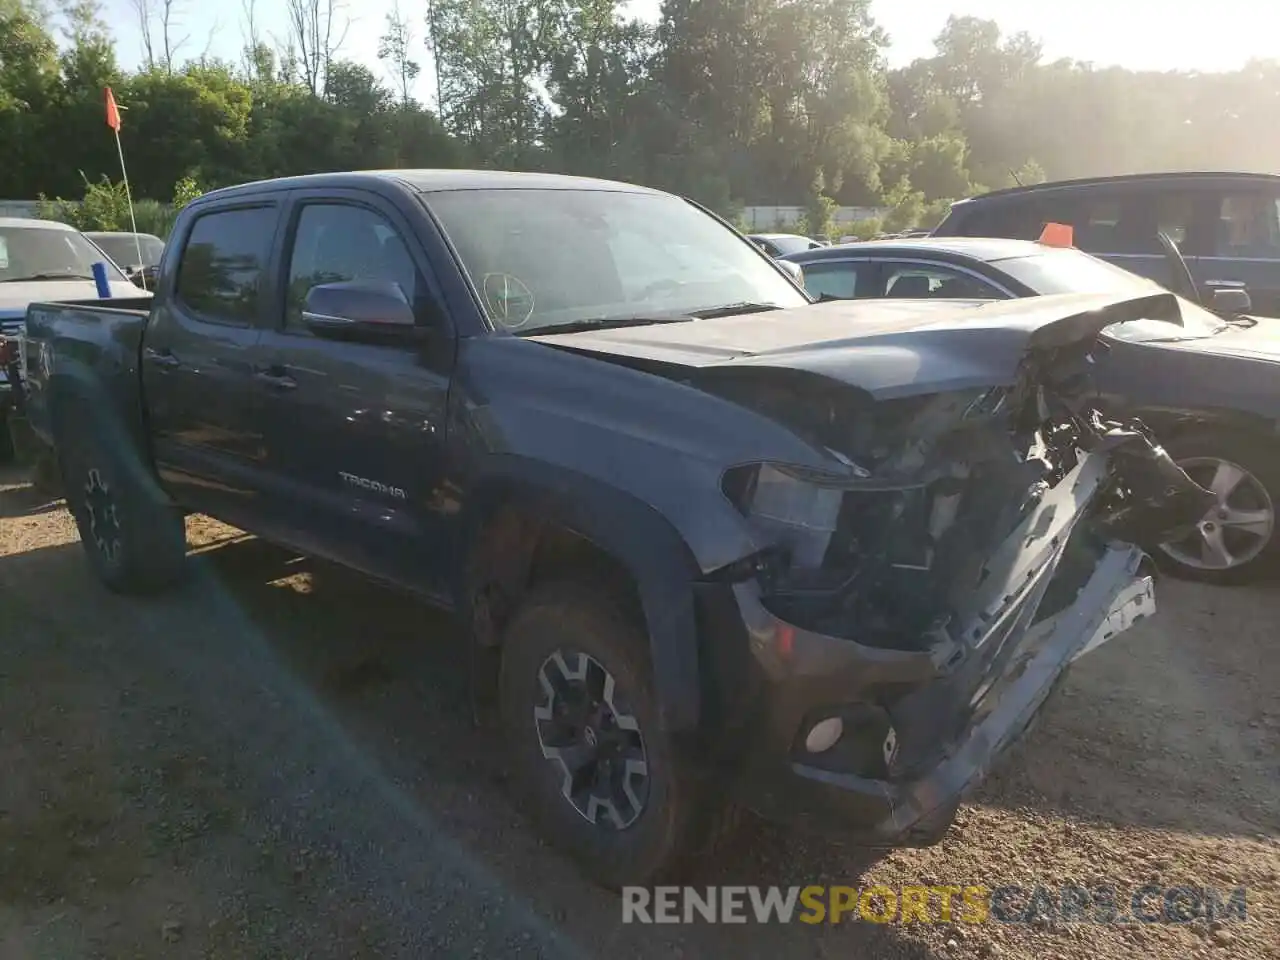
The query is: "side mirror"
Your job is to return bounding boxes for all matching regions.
[778,259,805,288]
[302,280,416,339]
[1210,286,1252,314]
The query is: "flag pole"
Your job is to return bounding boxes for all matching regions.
[104,87,146,291]
[112,128,146,290]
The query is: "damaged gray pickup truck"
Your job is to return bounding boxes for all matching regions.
[21,171,1214,890]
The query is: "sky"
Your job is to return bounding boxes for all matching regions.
[100,0,1280,104]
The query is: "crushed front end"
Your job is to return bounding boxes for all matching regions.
[694,325,1214,842]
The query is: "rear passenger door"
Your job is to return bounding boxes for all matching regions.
[141,202,280,525]
[254,190,456,597]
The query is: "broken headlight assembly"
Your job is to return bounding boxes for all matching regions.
[722,461,848,567]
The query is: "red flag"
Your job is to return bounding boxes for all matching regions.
[104,86,121,132]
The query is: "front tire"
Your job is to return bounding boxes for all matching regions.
[1153,431,1280,585]
[498,581,720,889]
[59,423,187,594]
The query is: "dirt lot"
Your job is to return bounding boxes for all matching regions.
[0,463,1276,960]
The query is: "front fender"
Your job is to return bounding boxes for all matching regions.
[460,457,705,733]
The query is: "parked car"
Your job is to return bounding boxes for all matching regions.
[932,172,1280,316]
[24,170,1208,889]
[85,230,165,290]
[782,235,1280,583]
[0,217,144,462]
[746,232,825,257]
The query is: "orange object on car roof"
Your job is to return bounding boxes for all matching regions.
[1038,222,1074,248]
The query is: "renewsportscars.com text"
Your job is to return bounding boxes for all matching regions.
[621,884,1249,925]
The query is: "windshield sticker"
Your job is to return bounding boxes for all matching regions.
[0,237,8,268]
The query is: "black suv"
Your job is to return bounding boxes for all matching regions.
[933,172,1280,316]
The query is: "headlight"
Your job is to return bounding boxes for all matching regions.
[723,462,845,567]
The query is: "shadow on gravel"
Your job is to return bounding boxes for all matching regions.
[0,533,944,959]
[187,537,943,958]
[7,519,1274,957]
[0,470,62,518]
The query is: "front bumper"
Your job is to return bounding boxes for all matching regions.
[704,450,1159,842]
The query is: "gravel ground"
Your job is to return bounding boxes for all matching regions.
[0,463,1276,959]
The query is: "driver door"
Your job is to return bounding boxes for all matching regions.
[254,190,456,596]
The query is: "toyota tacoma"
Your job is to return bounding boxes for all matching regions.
[22,170,1212,889]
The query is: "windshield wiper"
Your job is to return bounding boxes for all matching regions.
[520,315,694,335]
[0,272,95,282]
[686,302,783,319]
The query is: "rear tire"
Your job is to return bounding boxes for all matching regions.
[498,581,724,889]
[1152,431,1280,585]
[59,422,187,594]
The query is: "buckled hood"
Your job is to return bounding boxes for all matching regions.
[531,292,1181,400]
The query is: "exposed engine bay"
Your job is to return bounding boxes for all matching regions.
[705,337,1216,652]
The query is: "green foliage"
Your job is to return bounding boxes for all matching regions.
[35,172,197,237]
[36,173,129,230]
[844,218,883,241]
[881,178,926,233]
[2,0,1279,221]
[172,176,202,209]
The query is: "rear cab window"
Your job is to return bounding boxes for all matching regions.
[174,206,278,326]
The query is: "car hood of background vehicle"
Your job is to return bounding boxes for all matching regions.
[529,291,1181,400]
[0,280,145,319]
[1151,318,1280,363]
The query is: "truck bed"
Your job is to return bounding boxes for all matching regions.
[22,297,155,448]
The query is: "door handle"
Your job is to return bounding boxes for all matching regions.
[253,366,297,390]
[144,347,180,369]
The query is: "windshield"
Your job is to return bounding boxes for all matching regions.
[427,188,808,333]
[89,233,165,267]
[996,248,1227,342]
[0,226,132,282]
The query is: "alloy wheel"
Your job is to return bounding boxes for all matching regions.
[533,650,650,830]
[83,467,123,565]
[1159,456,1274,571]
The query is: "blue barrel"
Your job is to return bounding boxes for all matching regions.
[91,261,112,298]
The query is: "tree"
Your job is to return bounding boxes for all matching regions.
[428,0,564,168]
[283,0,348,95]
[377,1,419,107]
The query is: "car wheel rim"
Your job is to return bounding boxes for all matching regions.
[83,467,122,566]
[1158,456,1274,570]
[533,650,650,830]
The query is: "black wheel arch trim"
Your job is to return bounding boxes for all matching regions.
[460,457,707,734]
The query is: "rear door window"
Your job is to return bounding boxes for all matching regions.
[883,263,1007,299]
[175,206,277,326]
[800,260,866,299]
[1214,193,1280,259]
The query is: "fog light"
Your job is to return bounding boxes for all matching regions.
[804,717,844,753]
